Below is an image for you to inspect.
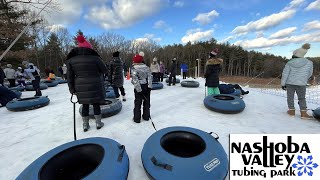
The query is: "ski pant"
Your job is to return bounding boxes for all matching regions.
[133,84,151,121]
[32,76,41,96]
[183,72,187,79]
[159,73,164,82]
[168,75,176,85]
[113,86,126,98]
[152,72,159,82]
[81,104,101,117]
[17,80,26,87]
[286,84,307,110]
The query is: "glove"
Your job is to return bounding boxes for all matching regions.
[282,86,287,90]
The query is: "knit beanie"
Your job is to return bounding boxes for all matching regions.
[293,43,310,58]
[77,35,92,49]
[113,51,120,57]
[133,54,144,63]
[210,48,219,58]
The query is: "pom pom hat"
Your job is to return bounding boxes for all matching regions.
[293,43,310,58]
[77,35,92,49]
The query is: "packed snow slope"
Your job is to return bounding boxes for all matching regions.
[0,76,319,180]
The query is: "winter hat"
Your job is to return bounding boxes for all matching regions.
[139,51,145,57]
[172,58,176,61]
[293,43,310,58]
[63,64,66,67]
[210,48,219,57]
[113,51,120,57]
[77,35,92,49]
[133,54,144,63]
[17,67,22,70]
[7,64,12,68]
[22,60,29,66]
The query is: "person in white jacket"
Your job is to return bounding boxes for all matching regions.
[4,64,16,87]
[14,67,26,87]
[22,60,42,96]
[150,57,160,82]
[62,64,67,80]
[281,43,313,119]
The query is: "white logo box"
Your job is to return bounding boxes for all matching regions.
[230,134,320,180]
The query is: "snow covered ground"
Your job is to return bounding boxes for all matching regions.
[1,76,319,180]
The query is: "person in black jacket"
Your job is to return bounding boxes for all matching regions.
[204,48,223,95]
[109,51,126,101]
[168,58,177,86]
[66,35,107,132]
[0,63,5,86]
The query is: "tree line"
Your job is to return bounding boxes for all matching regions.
[1,0,319,79]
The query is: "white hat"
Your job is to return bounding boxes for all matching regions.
[139,51,145,57]
[293,43,310,58]
[18,67,22,70]
[172,58,176,61]
[7,64,12,68]
[153,57,157,62]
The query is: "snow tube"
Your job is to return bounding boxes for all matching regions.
[14,91,22,99]
[106,89,116,98]
[25,83,48,91]
[26,81,32,85]
[313,108,320,120]
[165,78,180,84]
[79,99,122,119]
[6,96,50,111]
[181,80,200,88]
[151,82,163,90]
[231,89,241,97]
[204,94,245,114]
[8,86,25,91]
[42,80,59,87]
[141,126,228,180]
[16,137,129,180]
[58,79,67,84]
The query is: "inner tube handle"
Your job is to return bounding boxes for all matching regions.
[209,132,219,140]
[117,145,125,162]
[151,156,173,171]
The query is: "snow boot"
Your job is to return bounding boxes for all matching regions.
[287,109,295,116]
[82,116,90,132]
[300,110,314,120]
[94,114,104,129]
[122,95,126,102]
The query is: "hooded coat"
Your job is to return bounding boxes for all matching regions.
[109,57,124,87]
[204,58,223,87]
[66,47,107,104]
[281,57,313,86]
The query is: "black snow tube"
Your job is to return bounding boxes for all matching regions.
[79,99,122,119]
[42,80,59,87]
[58,79,68,84]
[151,82,163,90]
[313,107,320,120]
[106,89,116,98]
[6,96,50,111]
[181,80,200,88]
[25,84,48,91]
[203,94,245,114]
[141,126,228,180]
[163,74,168,78]
[165,78,180,84]
[16,137,129,180]
[8,86,25,91]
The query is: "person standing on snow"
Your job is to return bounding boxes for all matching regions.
[159,61,165,82]
[168,57,177,86]
[150,57,160,82]
[180,63,188,79]
[131,52,153,123]
[66,34,107,131]
[62,64,67,80]
[281,43,314,119]
[22,60,42,96]
[204,48,223,96]
[15,67,26,87]
[0,63,5,86]
[109,51,126,101]
[4,64,16,87]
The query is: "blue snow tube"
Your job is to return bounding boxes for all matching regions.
[16,137,129,180]
[151,82,163,90]
[181,80,200,88]
[313,107,320,120]
[58,79,68,84]
[106,89,116,98]
[79,99,122,119]
[42,80,59,87]
[14,91,22,99]
[231,89,241,97]
[141,126,228,180]
[204,94,245,114]
[8,86,25,91]
[25,83,48,91]
[6,96,50,111]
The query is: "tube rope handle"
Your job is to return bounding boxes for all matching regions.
[117,145,126,162]
[151,156,173,171]
[209,132,219,140]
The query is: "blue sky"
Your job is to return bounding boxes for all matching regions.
[44,0,320,58]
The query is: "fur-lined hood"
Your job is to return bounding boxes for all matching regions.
[206,58,223,65]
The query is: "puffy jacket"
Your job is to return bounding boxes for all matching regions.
[14,71,26,81]
[23,63,41,80]
[4,68,15,79]
[170,61,177,76]
[281,58,313,86]
[66,47,107,104]
[204,58,223,87]
[180,64,188,72]
[159,64,165,73]
[131,63,153,92]
[150,62,160,73]
[109,57,124,87]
